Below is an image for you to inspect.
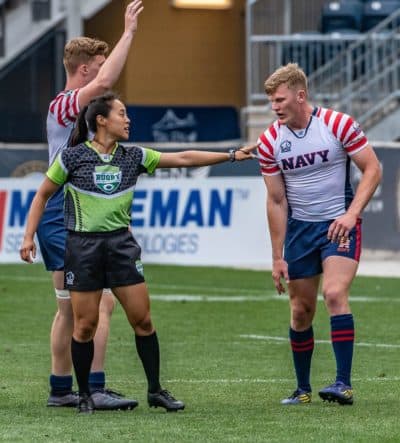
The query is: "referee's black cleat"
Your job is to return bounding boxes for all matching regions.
[77,393,95,414]
[91,388,138,411]
[148,389,185,412]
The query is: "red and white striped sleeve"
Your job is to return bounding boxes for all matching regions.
[49,89,80,128]
[319,108,368,156]
[257,122,280,176]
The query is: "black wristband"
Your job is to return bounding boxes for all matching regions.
[228,148,236,162]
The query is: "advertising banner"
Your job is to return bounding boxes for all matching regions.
[126,105,241,142]
[351,148,400,250]
[0,141,399,256]
[0,177,43,263]
[0,176,272,267]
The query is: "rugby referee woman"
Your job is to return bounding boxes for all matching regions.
[20,91,256,413]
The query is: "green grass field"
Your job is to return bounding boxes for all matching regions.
[0,263,399,442]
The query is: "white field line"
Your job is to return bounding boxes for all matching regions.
[240,334,400,349]
[10,336,399,350]
[151,294,276,302]
[150,294,400,303]
[0,275,268,294]
[0,274,397,302]
[0,275,50,282]
[151,284,267,295]
[0,274,398,302]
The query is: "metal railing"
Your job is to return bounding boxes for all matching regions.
[246,32,362,104]
[246,0,400,131]
[246,0,326,106]
[308,9,400,126]
[246,0,325,36]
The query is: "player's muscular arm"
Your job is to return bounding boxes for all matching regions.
[328,145,381,241]
[265,174,287,260]
[264,174,289,294]
[78,0,144,108]
[346,145,381,217]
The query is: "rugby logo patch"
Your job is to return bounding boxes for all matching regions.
[66,271,75,285]
[135,260,144,276]
[93,165,122,194]
[280,140,292,153]
[337,235,351,253]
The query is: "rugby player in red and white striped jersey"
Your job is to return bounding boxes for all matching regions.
[35,1,143,411]
[257,63,381,406]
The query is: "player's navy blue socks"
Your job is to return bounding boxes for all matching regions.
[290,326,314,392]
[135,331,161,393]
[330,314,354,386]
[71,337,94,395]
[50,369,105,395]
[49,374,74,396]
[89,371,105,391]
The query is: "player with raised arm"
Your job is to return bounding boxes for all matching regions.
[37,1,143,410]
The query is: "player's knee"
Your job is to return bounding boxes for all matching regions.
[99,292,116,316]
[53,307,74,326]
[291,306,313,327]
[323,287,348,312]
[53,314,74,334]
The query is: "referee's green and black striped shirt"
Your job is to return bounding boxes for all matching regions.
[47,141,160,232]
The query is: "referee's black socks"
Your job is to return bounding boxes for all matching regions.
[135,332,161,393]
[71,337,94,395]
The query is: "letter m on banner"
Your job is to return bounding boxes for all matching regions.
[9,190,36,227]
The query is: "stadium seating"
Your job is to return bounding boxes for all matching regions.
[281,31,324,75]
[361,1,400,31]
[321,1,364,33]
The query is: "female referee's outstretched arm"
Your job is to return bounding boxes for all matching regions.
[157,145,257,168]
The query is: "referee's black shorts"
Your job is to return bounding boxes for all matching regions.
[64,228,145,291]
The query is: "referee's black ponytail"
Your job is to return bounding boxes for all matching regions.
[70,104,89,146]
[70,91,118,146]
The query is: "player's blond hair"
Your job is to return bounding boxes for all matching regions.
[63,37,109,75]
[264,63,308,96]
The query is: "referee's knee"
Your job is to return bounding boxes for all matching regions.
[132,316,153,335]
[74,319,98,341]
